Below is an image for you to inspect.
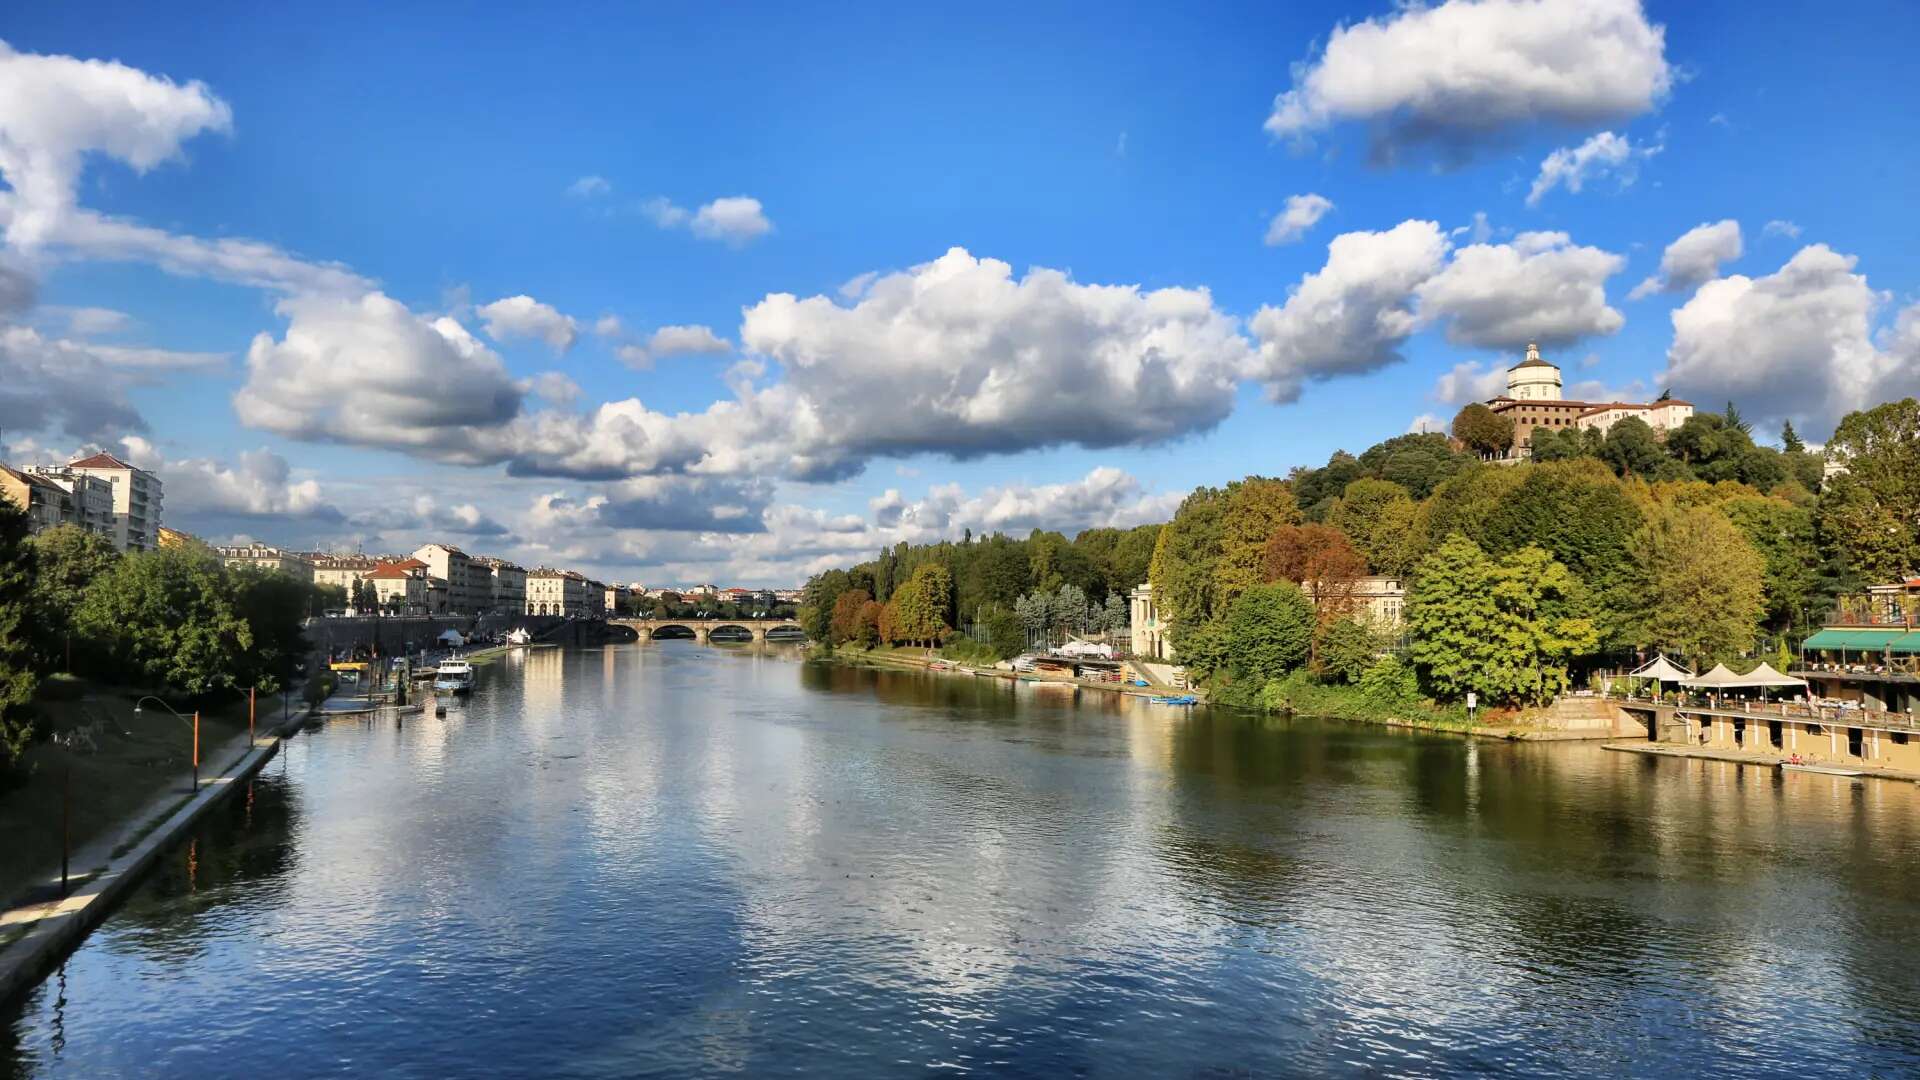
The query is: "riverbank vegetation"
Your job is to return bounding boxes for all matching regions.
[800,397,1920,722]
[0,514,325,777]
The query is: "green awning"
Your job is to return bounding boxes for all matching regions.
[1892,633,1920,655]
[1803,629,1904,651]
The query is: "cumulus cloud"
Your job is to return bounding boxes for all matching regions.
[1416,230,1626,348]
[1429,360,1511,406]
[741,247,1253,473]
[1248,220,1450,400]
[477,294,579,352]
[233,292,524,462]
[1265,0,1671,162]
[646,324,730,357]
[643,195,773,246]
[0,39,232,248]
[0,257,36,316]
[119,436,338,522]
[1763,219,1802,240]
[1264,193,1335,246]
[1630,219,1742,299]
[1662,244,1919,434]
[1526,130,1658,206]
[527,371,582,406]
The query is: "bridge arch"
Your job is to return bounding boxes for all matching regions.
[646,623,699,641]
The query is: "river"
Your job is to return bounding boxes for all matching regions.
[5,642,1920,1077]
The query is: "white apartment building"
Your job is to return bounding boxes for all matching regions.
[215,543,316,583]
[312,555,379,598]
[63,451,163,551]
[527,569,594,617]
[19,466,114,538]
[1574,400,1696,436]
[413,544,489,614]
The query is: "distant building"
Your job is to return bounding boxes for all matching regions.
[20,466,114,538]
[312,555,379,598]
[215,543,315,583]
[604,583,630,614]
[1129,584,1173,661]
[527,568,593,617]
[365,561,430,612]
[1308,575,1407,630]
[413,544,490,614]
[474,556,527,615]
[156,526,199,549]
[0,464,73,534]
[60,451,163,551]
[1483,344,1693,460]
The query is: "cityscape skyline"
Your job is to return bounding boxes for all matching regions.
[1,1,1917,586]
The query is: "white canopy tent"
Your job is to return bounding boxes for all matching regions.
[1681,664,1741,689]
[437,629,466,646]
[1631,655,1694,681]
[1715,662,1807,690]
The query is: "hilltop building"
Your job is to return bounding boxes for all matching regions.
[1483,344,1693,460]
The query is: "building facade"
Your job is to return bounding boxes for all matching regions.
[473,557,527,615]
[365,562,430,612]
[1129,584,1173,660]
[1483,344,1692,460]
[312,555,379,602]
[413,544,490,614]
[1,465,72,534]
[63,452,163,552]
[526,569,594,617]
[215,543,316,582]
[20,466,115,537]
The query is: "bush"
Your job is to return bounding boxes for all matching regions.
[984,608,1025,660]
[1359,656,1421,712]
[1224,582,1315,683]
[1314,618,1379,683]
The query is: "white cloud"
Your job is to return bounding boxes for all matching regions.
[1630,219,1742,299]
[1763,219,1802,240]
[1662,244,1919,433]
[1526,131,1658,206]
[646,324,730,357]
[476,294,579,352]
[0,325,149,440]
[527,371,582,406]
[741,247,1253,475]
[119,437,337,522]
[567,175,611,198]
[1416,230,1626,349]
[233,292,524,462]
[1248,220,1450,400]
[18,205,373,296]
[1429,360,1510,406]
[642,194,773,246]
[1264,193,1335,246]
[55,305,131,335]
[593,314,624,338]
[693,196,773,245]
[0,39,232,248]
[1265,0,1671,162]
[1406,412,1446,434]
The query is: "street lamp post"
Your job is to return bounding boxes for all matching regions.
[133,696,200,793]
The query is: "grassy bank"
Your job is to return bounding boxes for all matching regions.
[0,677,276,907]
[1203,667,1479,733]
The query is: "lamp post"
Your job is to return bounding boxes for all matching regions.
[133,696,199,793]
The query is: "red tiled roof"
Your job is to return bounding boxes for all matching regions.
[366,565,415,580]
[68,451,136,470]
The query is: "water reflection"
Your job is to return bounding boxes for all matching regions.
[7,646,1920,1077]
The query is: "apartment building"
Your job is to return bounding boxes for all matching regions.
[63,452,163,551]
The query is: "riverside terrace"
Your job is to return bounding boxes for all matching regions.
[1606,687,1920,775]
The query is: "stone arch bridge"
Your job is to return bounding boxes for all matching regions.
[611,618,807,644]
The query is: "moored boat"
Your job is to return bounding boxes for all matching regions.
[1781,762,1864,777]
[433,658,475,695]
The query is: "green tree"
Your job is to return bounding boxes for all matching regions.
[1600,416,1666,477]
[1405,536,1599,706]
[1328,478,1417,576]
[229,568,314,693]
[1451,403,1516,457]
[1722,495,1820,632]
[1223,582,1315,684]
[1411,463,1526,557]
[829,588,872,644]
[1314,618,1380,684]
[27,523,121,668]
[799,569,851,642]
[74,546,255,696]
[1480,459,1644,641]
[1816,473,1916,586]
[0,501,40,768]
[890,563,954,646]
[1825,398,1920,571]
[983,606,1024,659]
[1150,487,1227,650]
[1618,505,1766,667]
[1357,432,1471,499]
[1781,419,1805,453]
[1212,477,1300,613]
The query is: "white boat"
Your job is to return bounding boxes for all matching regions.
[1781,762,1864,777]
[433,658,475,695]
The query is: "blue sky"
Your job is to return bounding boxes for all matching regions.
[3,0,1918,585]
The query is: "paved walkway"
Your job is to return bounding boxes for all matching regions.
[1604,741,1920,784]
[0,713,304,1005]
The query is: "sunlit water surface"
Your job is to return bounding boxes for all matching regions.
[6,642,1920,1077]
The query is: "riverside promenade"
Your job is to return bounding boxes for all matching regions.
[0,707,309,1005]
